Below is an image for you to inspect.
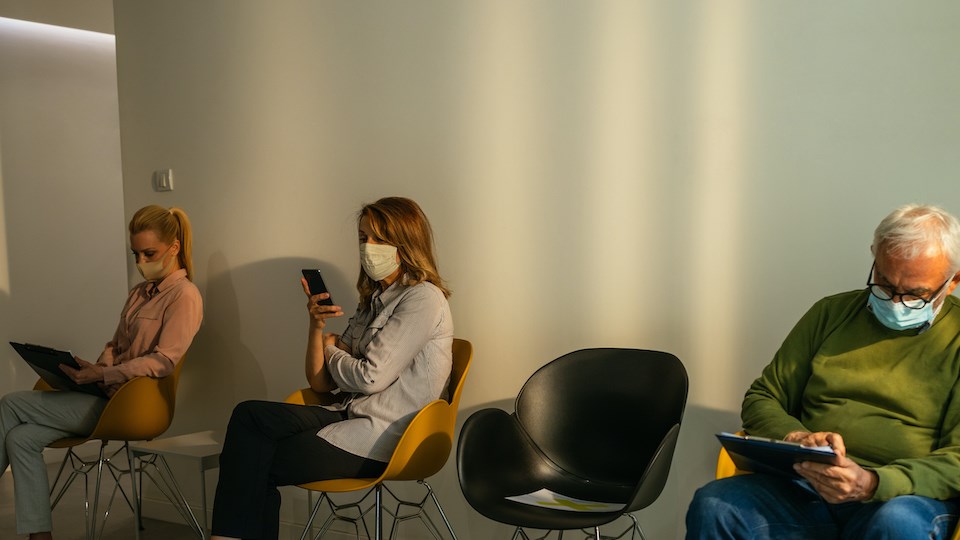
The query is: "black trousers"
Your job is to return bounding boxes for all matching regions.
[211,400,387,540]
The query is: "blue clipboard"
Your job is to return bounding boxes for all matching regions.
[716,432,839,477]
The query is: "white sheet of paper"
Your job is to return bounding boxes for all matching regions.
[505,488,623,513]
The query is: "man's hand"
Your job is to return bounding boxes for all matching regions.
[784,430,847,457]
[60,357,105,385]
[788,431,879,503]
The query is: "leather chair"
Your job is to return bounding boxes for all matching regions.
[286,337,473,540]
[457,348,687,540]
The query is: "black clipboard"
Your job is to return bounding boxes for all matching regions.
[716,432,839,477]
[10,342,108,398]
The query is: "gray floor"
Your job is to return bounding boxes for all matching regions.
[1,456,199,540]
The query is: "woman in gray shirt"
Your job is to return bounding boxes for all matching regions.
[211,197,453,540]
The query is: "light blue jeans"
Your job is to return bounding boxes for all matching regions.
[686,474,959,540]
[0,390,107,534]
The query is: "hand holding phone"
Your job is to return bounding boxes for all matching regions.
[301,269,335,306]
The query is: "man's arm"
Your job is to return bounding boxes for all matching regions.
[741,300,830,438]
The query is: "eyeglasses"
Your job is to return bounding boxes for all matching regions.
[866,262,952,310]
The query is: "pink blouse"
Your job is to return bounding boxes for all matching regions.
[96,269,203,396]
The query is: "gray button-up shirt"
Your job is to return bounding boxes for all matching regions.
[319,279,453,462]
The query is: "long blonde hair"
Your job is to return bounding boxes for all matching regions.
[129,205,195,281]
[356,197,449,306]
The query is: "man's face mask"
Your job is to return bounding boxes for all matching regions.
[866,261,952,331]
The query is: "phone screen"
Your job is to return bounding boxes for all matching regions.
[301,269,334,306]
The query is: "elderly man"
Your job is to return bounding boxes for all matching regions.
[687,204,960,539]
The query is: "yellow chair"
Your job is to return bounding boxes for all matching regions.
[714,431,746,480]
[716,433,960,540]
[285,338,473,540]
[37,356,187,540]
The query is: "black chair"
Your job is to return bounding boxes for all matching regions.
[457,348,687,540]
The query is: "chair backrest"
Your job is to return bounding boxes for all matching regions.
[448,338,473,409]
[89,355,187,441]
[515,348,687,488]
[374,337,473,481]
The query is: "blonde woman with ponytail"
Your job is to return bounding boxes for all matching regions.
[0,205,203,540]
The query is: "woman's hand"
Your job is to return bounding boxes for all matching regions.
[60,356,104,384]
[301,277,343,329]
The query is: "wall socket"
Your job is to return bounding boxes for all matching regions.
[153,169,174,192]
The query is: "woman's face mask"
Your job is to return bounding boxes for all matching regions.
[360,243,399,281]
[137,245,176,281]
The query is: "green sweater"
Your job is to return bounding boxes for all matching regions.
[742,289,960,501]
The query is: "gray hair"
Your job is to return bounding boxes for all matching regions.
[872,204,960,273]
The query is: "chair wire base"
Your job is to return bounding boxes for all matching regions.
[579,513,646,540]
[137,454,206,538]
[513,528,580,540]
[300,480,458,540]
[48,441,142,540]
[512,513,647,540]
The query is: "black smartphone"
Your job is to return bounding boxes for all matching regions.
[301,269,334,306]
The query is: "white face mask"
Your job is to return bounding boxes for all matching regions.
[137,246,175,281]
[360,243,399,281]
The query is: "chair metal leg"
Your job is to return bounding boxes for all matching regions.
[50,449,84,510]
[126,444,142,540]
[48,448,71,498]
[89,442,106,540]
[299,492,326,540]
[627,513,646,540]
[424,480,458,540]
[375,484,383,540]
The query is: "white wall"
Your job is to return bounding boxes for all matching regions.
[112,1,960,538]
[0,18,126,406]
[0,0,114,34]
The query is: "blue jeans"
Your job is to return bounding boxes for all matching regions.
[686,474,959,540]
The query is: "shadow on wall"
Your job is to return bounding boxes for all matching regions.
[169,253,358,437]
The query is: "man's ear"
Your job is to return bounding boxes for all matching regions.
[946,271,960,296]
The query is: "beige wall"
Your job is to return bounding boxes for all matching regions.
[0,0,114,34]
[0,18,126,408]
[112,1,960,538]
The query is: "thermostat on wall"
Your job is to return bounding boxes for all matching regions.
[153,169,174,192]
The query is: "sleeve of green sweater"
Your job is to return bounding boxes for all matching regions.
[741,299,827,439]
[870,383,960,501]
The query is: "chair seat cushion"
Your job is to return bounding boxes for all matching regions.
[458,408,630,529]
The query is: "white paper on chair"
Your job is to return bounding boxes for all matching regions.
[505,488,623,512]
